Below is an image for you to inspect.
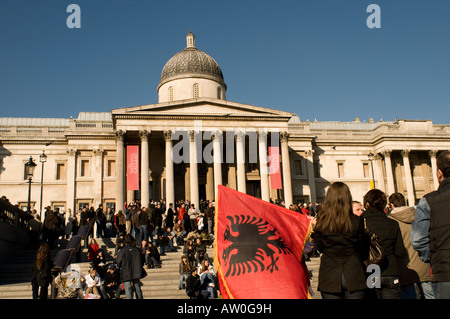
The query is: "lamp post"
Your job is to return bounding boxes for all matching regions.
[39,151,47,222]
[24,157,37,213]
[368,152,375,189]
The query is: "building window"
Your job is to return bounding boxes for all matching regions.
[56,163,66,180]
[217,87,222,99]
[337,162,345,178]
[80,159,90,177]
[294,159,303,176]
[193,83,199,98]
[363,162,370,178]
[107,159,116,177]
[169,86,174,102]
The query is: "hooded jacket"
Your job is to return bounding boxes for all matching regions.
[388,206,432,285]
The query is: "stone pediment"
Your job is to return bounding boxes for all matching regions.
[111,98,294,120]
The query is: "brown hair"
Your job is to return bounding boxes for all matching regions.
[36,243,51,271]
[315,182,354,234]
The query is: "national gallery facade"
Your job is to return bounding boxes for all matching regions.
[1,32,449,218]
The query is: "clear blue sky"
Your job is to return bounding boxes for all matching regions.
[1,0,449,123]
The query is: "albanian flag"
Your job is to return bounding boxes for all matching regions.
[214,185,313,299]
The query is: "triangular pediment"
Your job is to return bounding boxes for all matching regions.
[111,97,294,119]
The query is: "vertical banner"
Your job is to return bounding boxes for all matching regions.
[127,145,139,191]
[269,146,282,189]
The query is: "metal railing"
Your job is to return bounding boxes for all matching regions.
[0,197,34,228]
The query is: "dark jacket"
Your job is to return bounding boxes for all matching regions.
[313,215,369,293]
[117,245,146,282]
[104,269,121,288]
[362,207,407,277]
[30,257,53,287]
[426,178,450,282]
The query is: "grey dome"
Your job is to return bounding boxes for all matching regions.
[158,33,226,89]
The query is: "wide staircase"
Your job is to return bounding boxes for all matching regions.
[0,237,321,299]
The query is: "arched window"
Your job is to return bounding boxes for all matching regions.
[193,83,199,98]
[169,86,174,102]
[217,87,222,100]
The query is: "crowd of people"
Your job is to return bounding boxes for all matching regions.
[310,150,450,299]
[28,198,218,299]
[25,150,450,299]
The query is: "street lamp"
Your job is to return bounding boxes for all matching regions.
[39,151,47,222]
[24,156,37,213]
[368,152,375,189]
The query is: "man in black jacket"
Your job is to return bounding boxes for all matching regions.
[412,150,450,299]
[117,234,146,299]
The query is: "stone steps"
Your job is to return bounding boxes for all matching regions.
[0,237,321,299]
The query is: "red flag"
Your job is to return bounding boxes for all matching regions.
[214,185,313,299]
[269,146,282,189]
[127,145,139,191]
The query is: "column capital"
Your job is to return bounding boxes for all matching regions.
[401,149,411,158]
[115,130,125,141]
[306,149,314,158]
[93,149,104,156]
[374,153,383,161]
[164,130,172,141]
[258,129,268,141]
[139,130,151,141]
[382,149,392,157]
[280,131,289,142]
[234,130,245,143]
[211,130,222,141]
[429,149,439,158]
[67,148,77,157]
[189,130,199,141]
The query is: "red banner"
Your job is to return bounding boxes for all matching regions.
[269,146,282,189]
[214,185,312,299]
[127,145,139,191]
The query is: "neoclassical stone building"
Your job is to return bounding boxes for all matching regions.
[1,32,449,218]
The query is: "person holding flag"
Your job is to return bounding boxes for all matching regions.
[312,182,370,299]
[214,185,313,299]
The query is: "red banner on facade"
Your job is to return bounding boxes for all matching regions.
[127,145,139,191]
[214,185,313,299]
[269,146,282,189]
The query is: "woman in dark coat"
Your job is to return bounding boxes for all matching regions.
[30,243,53,299]
[362,189,407,299]
[313,182,370,299]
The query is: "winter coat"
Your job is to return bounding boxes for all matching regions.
[30,257,53,287]
[388,206,432,284]
[117,245,146,282]
[313,214,370,293]
[362,207,407,277]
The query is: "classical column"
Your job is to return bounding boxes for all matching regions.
[140,130,150,208]
[401,149,415,206]
[206,164,214,202]
[65,148,77,224]
[235,130,246,193]
[189,130,199,209]
[164,130,175,208]
[280,132,293,207]
[115,130,125,212]
[429,150,439,190]
[258,130,270,202]
[306,149,317,207]
[382,149,395,196]
[212,130,223,199]
[93,149,104,208]
[374,153,386,193]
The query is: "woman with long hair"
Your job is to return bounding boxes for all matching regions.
[313,182,369,299]
[30,243,54,299]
